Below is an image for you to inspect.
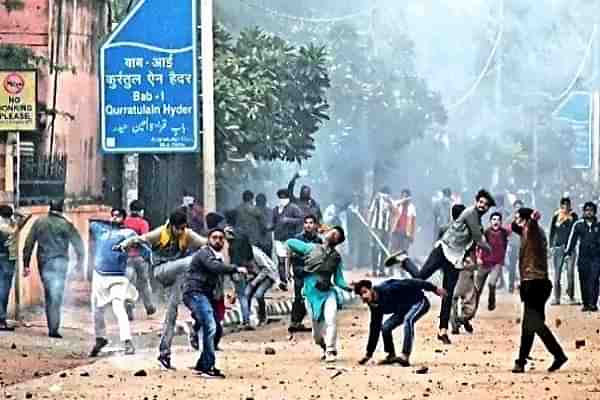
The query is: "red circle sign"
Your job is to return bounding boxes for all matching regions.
[3,73,25,95]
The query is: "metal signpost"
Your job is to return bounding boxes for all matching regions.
[552,91,593,169]
[100,0,199,153]
[0,69,37,321]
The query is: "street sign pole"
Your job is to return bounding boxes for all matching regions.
[201,0,216,211]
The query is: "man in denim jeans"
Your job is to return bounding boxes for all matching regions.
[183,227,248,379]
[0,205,30,331]
[23,199,85,338]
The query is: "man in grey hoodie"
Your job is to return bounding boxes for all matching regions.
[387,189,495,345]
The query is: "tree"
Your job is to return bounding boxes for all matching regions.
[211,24,331,201]
[213,25,330,165]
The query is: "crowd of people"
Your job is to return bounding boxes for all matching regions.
[2,172,600,379]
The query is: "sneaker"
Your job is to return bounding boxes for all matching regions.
[188,331,199,351]
[123,340,136,355]
[158,355,175,370]
[325,351,337,363]
[241,323,255,331]
[89,337,109,357]
[384,250,408,267]
[548,355,568,372]
[463,320,474,334]
[196,367,225,379]
[511,362,525,373]
[551,299,561,306]
[396,356,410,367]
[567,298,579,306]
[451,327,460,335]
[590,306,599,313]
[49,332,63,339]
[437,334,452,345]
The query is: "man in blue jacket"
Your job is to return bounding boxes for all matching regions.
[355,279,446,366]
[89,208,141,357]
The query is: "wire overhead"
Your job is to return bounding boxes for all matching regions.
[550,23,597,101]
[448,23,504,111]
[237,0,375,23]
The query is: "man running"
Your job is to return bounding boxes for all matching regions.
[89,209,140,356]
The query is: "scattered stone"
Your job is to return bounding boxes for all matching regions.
[10,343,16,350]
[59,372,67,378]
[33,371,41,378]
[515,318,521,324]
[80,372,90,377]
[25,393,33,399]
[265,347,276,355]
[555,318,562,328]
[134,370,148,377]
[434,349,443,353]
[575,339,586,349]
[415,367,429,374]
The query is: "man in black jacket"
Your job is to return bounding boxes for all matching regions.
[355,279,446,366]
[183,227,248,378]
[288,214,323,333]
[548,197,578,305]
[565,201,600,312]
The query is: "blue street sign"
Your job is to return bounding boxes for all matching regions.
[552,91,592,169]
[100,0,199,153]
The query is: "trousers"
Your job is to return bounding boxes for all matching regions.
[382,298,430,356]
[125,256,155,313]
[552,246,575,302]
[516,279,565,365]
[243,274,274,324]
[0,257,15,322]
[159,276,183,358]
[183,293,218,371]
[93,295,132,341]
[40,257,69,335]
[306,293,337,352]
[418,246,459,330]
[578,261,600,308]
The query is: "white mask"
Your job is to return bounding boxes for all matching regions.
[279,198,290,208]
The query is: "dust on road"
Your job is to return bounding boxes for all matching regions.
[3,293,600,400]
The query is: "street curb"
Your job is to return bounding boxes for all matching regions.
[222,291,357,327]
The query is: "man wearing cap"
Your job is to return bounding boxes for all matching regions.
[272,189,303,288]
[183,224,248,378]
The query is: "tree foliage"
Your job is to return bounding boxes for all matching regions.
[213,24,330,164]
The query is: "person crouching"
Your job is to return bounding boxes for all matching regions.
[356,279,446,366]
